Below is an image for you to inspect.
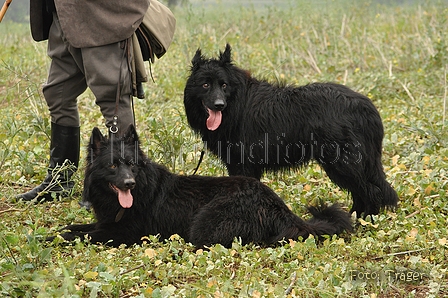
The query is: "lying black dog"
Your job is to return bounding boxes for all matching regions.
[49,125,352,247]
[184,44,398,218]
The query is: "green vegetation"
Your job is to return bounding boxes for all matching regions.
[1,0,447,296]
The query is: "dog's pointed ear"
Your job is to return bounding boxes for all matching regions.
[191,48,203,71]
[219,43,232,65]
[123,124,139,143]
[89,127,104,158]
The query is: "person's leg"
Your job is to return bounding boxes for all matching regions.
[17,12,86,202]
[81,39,135,135]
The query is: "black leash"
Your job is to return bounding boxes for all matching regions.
[110,37,136,135]
[110,38,134,222]
[192,149,205,175]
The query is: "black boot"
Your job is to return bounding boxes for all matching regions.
[16,122,80,202]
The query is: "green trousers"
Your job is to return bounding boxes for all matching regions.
[43,12,134,133]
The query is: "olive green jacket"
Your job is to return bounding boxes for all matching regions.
[30,0,150,48]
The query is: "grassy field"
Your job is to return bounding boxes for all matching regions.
[1,0,447,297]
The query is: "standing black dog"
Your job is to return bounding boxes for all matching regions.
[49,125,352,248]
[184,44,398,218]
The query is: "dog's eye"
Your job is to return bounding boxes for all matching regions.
[202,83,209,89]
[110,164,117,169]
[222,83,227,89]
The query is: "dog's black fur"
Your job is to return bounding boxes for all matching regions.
[49,125,352,247]
[184,44,398,218]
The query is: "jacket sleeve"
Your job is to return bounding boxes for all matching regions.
[30,0,53,42]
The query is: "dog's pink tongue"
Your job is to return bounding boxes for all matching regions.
[206,108,222,131]
[117,188,133,208]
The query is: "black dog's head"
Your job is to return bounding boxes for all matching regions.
[84,125,142,209]
[184,44,235,131]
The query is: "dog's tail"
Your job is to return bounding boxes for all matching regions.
[273,203,353,243]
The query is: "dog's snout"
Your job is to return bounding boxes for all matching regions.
[214,99,226,111]
[124,178,136,189]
